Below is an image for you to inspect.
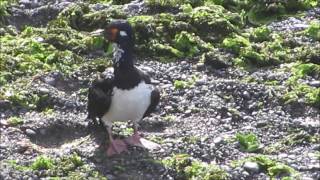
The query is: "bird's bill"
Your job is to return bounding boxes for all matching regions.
[90,29,105,37]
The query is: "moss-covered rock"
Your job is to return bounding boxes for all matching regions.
[305,21,320,41]
[0,31,83,85]
[58,3,126,31]
[7,153,106,179]
[0,0,17,27]
[233,155,300,179]
[284,63,320,106]
[163,154,228,180]
[128,4,241,57]
[222,34,250,54]
[212,0,318,25]
[201,50,232,69]
[249,25,271,42]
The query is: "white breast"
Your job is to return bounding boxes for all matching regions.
[101,81,153,126]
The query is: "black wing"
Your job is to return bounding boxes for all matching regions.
[143,87,160,118]
[87,77,114,120]
[136,67,152,84]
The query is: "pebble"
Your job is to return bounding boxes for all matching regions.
[256,120,268,128]
[278,153,288,159]
[242,170,250,176]
[309,80,320,87]
[213,136,224,145]
[25,129,36,136]
[39,87,50,94]
[243,162,260,173]
[242,91,250,99]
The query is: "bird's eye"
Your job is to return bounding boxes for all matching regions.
[120,31,127,37]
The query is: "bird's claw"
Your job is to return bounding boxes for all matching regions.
[107,139,128,157]
[124,133,160,150]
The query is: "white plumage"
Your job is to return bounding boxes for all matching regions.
[101,81,153,127]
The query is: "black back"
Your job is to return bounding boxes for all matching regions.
[87,78,113,119]
[114,66,151,89]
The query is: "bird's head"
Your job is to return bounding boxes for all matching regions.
[104,20,134,46]
[91,20,134,67]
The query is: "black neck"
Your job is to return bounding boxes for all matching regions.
[113,43,141,89]
[113,43,134,69]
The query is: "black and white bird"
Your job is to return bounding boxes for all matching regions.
[87,20,160,156]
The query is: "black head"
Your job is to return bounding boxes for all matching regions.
[105,20,134,47]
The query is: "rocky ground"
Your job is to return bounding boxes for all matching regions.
[1,0,320,180]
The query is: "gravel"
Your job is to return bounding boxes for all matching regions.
[0,1,319,180]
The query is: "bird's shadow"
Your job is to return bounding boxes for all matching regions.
[87,123,168,179]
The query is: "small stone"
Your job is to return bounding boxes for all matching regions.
[278,153,288,159]
[309,80,320,88]
[196,63,205,70]
[243,161,260,173]
[0,144,8,149]
[25,129,36,136]
[185,109,192,115]
[242,91,251,99]
[213,137,224,145]
[256,121,268,128]
[195,78,206,86]
[35,37,44,42]
[106,174,116,180]
[39,87,50,94]
[164,106,173,111]
[0,120,8,126]
[242,170,250,176]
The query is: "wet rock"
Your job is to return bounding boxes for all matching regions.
[8,0,71,29]
[309,80,320,87]
[256,120,268,128]
[243,162,260,173]
[242,91,251,99]
[213,136,224,145]
[203,51,231,69]
[25,129,36,136]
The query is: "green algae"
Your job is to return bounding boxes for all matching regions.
[213,0,318,25]
[163,154,228,180]
[236,132,260,152]
[264,131,320,154]
[7,153,106,179]
[250,25,271,42]
[130,4,240,56]
[174,31,212,57]
[283,63,320,106]
[0,32,83,85]
[222,34,250,54]
[58,3,126,31]
[174,76,197,89]
[0,0,17,26]
[0,77,48,109]
[232,155,300,180]
[31,156,55,170]
[305,20,320,41]
[147,0,205,8]
[7,116,24,126]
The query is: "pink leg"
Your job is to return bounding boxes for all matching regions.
[106,126,128,157]
[124,124,160,150]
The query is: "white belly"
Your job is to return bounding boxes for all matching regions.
[102,82,153,126]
